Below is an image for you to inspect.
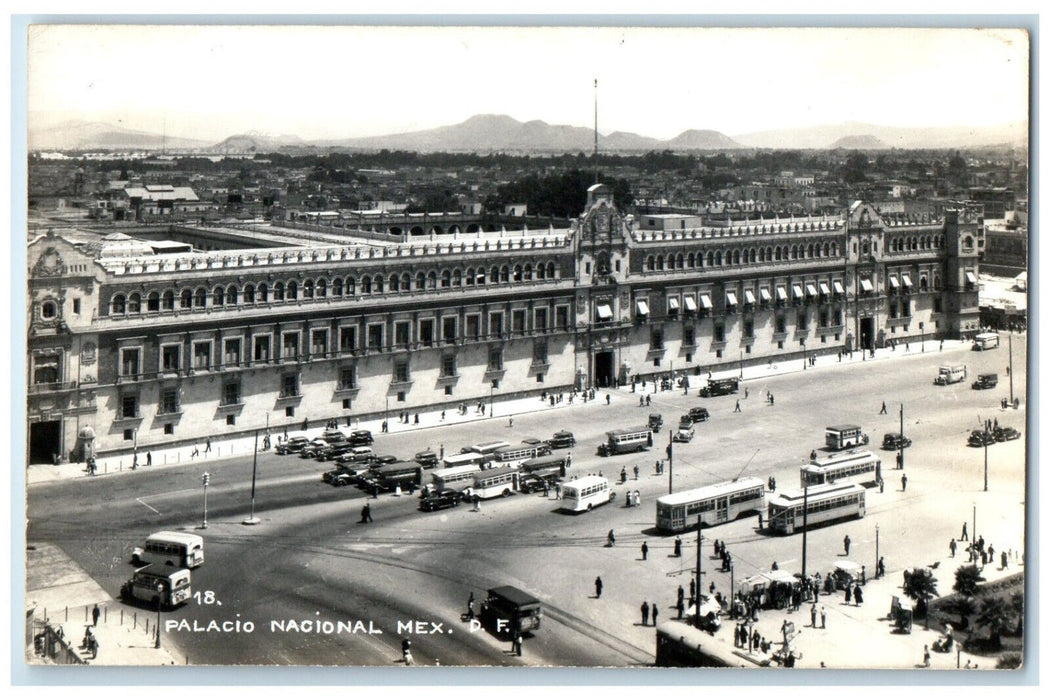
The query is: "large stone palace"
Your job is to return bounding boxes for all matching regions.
[26,184,982,463]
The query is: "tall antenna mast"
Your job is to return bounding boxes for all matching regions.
[593,78,599,184]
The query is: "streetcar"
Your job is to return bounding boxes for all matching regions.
[767,482,866,535]
[559,475,612,512]
[655,477,766,532]
[656,619,755,667]
[824,424,870,451]
[800,450,881,488]
[597,426,652,456]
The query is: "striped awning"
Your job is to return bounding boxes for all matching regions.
[833,281,845,295]
[901,274,912,288]
[776,287,788,301]
[805,284,818,297]
[888,276,900,289]
[819,282,831,296]
[760,288,772,302]
[792,285,804,299]
[668,297,680,311]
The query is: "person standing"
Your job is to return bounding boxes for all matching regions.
[146,451,152,466]
[844,585,852,605]
[950,538,957,557]
[901,473,908,492]
[810,603,818,628]
[92,604,101,627]
[843,534,851,556]
[820,605,827,629]
[641,542,649,561]
[514,633,523,656]
[641,601,650,626]
[594,576,603,599]
[360,503,372,523]
[651,603,659,627]
[923,644,931,668]
[853,584,863,606]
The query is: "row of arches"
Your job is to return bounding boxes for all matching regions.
[106,261,562,316]
[889,234,945,253]
[645,240,842,272]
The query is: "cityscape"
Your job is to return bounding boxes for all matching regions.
[21,24,1029,675]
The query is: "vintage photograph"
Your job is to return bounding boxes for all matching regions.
[22,23,1029,671]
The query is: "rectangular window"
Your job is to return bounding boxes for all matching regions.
[160,388,179,414]
[311,329,328,356]
[556,305,569,330]
[933,297,943,313]
[73,299,81,314]
[419,319,435,347]
[282,332,299,360]
[340,326,357,352]
[281,374,298,398]
[441,355,456,377]
[651,327,664,349]
[164,423,174,435]
[797,312,807,329]
[223,381,240,406]
[512,309,526,333]
[488,348,503,370]
[442,317,457,344]
[490,312,504,338]
[533,342,548,364]
[466,314,481,341]
[121,394,138,419]
[121,348,140,377]
[394,360,410,383]
[286,406,295,417]
[367,323,383,350]
[535,308,548,332]
[394,321,410,348]
[226,415,236,426]
[339,367,357,390]
[445,385,454,395]
[343,399,352,409]
[224,338,242,366]
[397,391,406,402]
[161,345,180,372]
[744,320,754,338]
[713,324,725,343]
[776,316,786,334]
[683,327,695,346]
[124,428,135,441]
[254,335,271,362]
[192,342,211,370]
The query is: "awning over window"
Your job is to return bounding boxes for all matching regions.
[760,288,772,302]
[901,274,912,288]
[668,297,680,311]
[684,295,697,312]
[833,280,845,295]
[805,284,818,297]
[792,284,804,299]
[725,292,738,306]
[888,276,900,289]
[699,294,713,309]
[776,287,788,301]
[860,279,874,292]
[819,282,831,296]
[636,300,650,316]
[744,290,756,305]
[965,271,977,284]
[596,304,613,321]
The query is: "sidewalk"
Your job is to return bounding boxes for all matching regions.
[25,542,181,666]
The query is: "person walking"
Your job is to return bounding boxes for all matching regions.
[961,522,969,541]
[651,603,659,627]
[843,534,851,556]
[853,584,863,606]
[473,494,481,512]
[360,503,372,523]
[607,529,616,547]
[640,542,648,561]
[633,465,640,480]
[950,538,957,557]
[844,585,852,605]
[880,401,887,415]
[674,536,682,557]
[204,438,212,454]
[641,601,650,626]
[92,604,101,627]
[594,576,603,599]
[734,399,742,413]
[146,451,152,466]
[820,605,827,629]
[901,473,908,492]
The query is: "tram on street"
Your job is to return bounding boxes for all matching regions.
[559,475,612,512]
[597,426,652,456]
[655,477,767,532]
[655,619,754,667]
[468,440,512,457]
[464,466,519,499]
[431,464,483,492]
[800,450,881,488]
[373,461,421,491]
[767,482,866,535]
[521,455,568,477]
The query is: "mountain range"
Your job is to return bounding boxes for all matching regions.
[28,114,1027,153]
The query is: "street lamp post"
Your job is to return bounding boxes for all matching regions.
[243,431,260,526]
[667,428,674,495]
[489,382,495,417]
[201,472,210,529]
[875,523,880,578]
[155,583,163,649]
[694,525,703,631]
[899,404,905,473]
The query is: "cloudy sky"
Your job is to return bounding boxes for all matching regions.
[26,24,1029,142]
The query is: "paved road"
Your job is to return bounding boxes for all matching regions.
[26,334,1027,667]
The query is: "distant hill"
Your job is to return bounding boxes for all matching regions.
[831,134,887,149]
[734,121,1028,150]
[212,131,307,153]
[666,129,743,150]
[28,120,210,151]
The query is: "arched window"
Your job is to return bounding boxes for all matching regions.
[244,284,256,303]
[389,274,400,292]
[332,278,343,296]
[707,251,714,267]
[546,262,555,279]
[714,251,722,266]
[361,276,372,294]
[162,290,175,310]
[303,280,314,298]
[523,263,533,281]
[656,255,664,270]
[346,277,356,295]
[831,242,839,256]
[452,268,462,286]
[111,294,126,315]
[180,290,192,308]
[688,252,695,267]
[427,271,438,289]
[499,266,509,283]
[807,244,814,258]
[513,265,523,282]
[647,256,655,271]
[465,267,475,286]
[128,293,141,313]
[374,275,384,293]
[775,247,782,261]
[677,253,685,269]
[213,287,225,306]
[258,283,269,302]
[273,282,285,301]
[227,285,239,305]
[286,281,298,300]
[919,276,929,292]
[145,291,160,312]
[442,270,452,288]
[733,250,740,265]
[416,272,426,290]
[535,264,545,280]
[194,288,207,307]
[316,279,327,297]
[401,272,411,291]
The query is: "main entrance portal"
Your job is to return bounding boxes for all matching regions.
[29,420,61,465]
[860,317,875,350]
[593,351,615,388]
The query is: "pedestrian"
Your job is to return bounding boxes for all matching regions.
[360,503,372,523]
[901,473,908,492]
[473,494,481,512]
[301,418,308,432]
[745,387,749,399]
[861,565,866,585]
[677,585,684,604]
[514,633,523,656]
[595,576,603,599]
[961,522,968,541]
[734,399,741,413]
[641,542,648,561]
[674,536,682,557]
[467,592,475,620]
[441,410,446,421]
[92,604,100,627]
[641,601,650,626]
[843,534,851,556]
[1001,551,1008,569]
[769,394,774,406]
[606,393,611,405]
[879,478,885,493]
[949,538,957,557]
[204,438,212,454]
[811,603,818,627]
[633,465,640,480]
[923,644,931,668]
[415,413,420,424]
[880,401,887,414]
[651,603,659,627]
[607,529,615,547]
[820,605,827,628]
[146,451,152,466]
[844,585,852,605]
[853,584,863,606]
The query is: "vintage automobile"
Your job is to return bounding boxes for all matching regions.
[673,426,695,443]
[549,431,576,449]
[419,489,463,512]
[414,450,440,468]
[881,433,913,450]
[348,429,374,446]
[698,377,739,397]
[968,430,995,447]
[971,373,998,390]
[298,439,330,458]
[518,472,560,494]
[993,426,1021,442]
[276,436,310,455]
[648,414,664,431]
[688,407,710,423]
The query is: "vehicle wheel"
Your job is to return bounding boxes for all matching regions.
[502,489,511,497]
[586,503,593,511]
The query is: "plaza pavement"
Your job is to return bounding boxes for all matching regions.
[23,335,1026,668]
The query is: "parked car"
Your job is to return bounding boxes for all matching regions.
[688,407,710,423]
[414,450,440,468]
[549,431,576,449]
[349,430,374,446]
[420,489,463,512]
[299,439,330,458]
[993,426,1021,442]
[881,433,913,450]
[317,443,354,462]
[276,436,310,455]
[374,454,399,465]
[518,472,560,494]
[968,430,995,447]
[648,414,664,431]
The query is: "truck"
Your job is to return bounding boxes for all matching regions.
[479,586,543,638]
[699,377,739,397]
[934,365,967,385]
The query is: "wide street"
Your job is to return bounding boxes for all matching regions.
[26,334,1028,667]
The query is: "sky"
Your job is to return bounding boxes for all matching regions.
[26,24,1031,144]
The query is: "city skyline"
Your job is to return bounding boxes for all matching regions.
[28,25,1029,144]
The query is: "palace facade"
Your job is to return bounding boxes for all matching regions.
[26,184,982,463]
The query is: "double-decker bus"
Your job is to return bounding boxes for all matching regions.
[492,444,552,467]
[464,466,519,499]
[560,475,612,512]
[431,464,483,492]
[132,531,205,568]
[800,450,881,488]
[767,482,866,535]
[655,477,766,532]
[597,426,652,456]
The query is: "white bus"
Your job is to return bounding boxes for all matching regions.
[431,464,483,492]
[132,531,204,568]
[442,451,487,469]
[655,477,767,532]
[560,475,612,512]
[973,332,1000,351]
[597,427,652,456]
[464,466,520,499]
[800,450,881,488]
[492,444,552,467]
[120,563,192,608]
[468,440,512,457]
[824,425,869,451]
[767,482,866,535]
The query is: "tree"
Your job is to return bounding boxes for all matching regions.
[842,152,869,184]
[974,595,1014,650]
[902,568,939,629]
[952,564,985,598]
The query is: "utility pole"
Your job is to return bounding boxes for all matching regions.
[899,403,905,472]
[801,483,809,580]
[667,428,674,495]
[694,521,702,630]
[243,430,260,525]
[1008,333,1014,405]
